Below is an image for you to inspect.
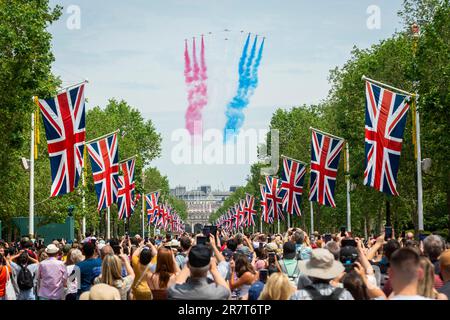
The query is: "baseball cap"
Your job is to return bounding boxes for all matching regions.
[188,244,212,268]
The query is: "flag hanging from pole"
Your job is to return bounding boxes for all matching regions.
[364,81,410,196]
[278,156,306,216]
[308,129,344,207]
[117,157,136,220]
[265,176,283,222]
[86,132,119,211]
[260,184,271,223]
[145,191,160,225]
[38,84,86,197]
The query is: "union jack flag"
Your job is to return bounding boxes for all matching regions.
[117,158,136,220]
[87,133,119,211]
[260,184,272,223]
[308,129,344,208]
[265,176,284,222]
[278,157,306,216]
[236,200,246,228]
[364,81,410,196]
[38,84,86,197]
[244,194,257,227]
[145,191,160,225]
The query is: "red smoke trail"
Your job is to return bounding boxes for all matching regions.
[185,36,208,136]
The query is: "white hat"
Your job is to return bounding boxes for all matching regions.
[45,244,59,254]
[298,248,345,280]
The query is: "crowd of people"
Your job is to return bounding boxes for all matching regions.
[0,228,449,301]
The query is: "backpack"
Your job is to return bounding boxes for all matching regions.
[279,260,300,287]
[17,264,34,291]
[304,285,344,300]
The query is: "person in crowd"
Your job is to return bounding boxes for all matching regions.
[61,244,71,262]
[36,244,68,300]
[10,251,39,300]
[76,241,102,294]
[146,247,180,300]
[423,234,445,288]
[65,249,83,300]
[229,252,258,300]
[175,236,191,270]
[222,238,237,262]
[291,248,354,300]
[0,253,12,300]
[278,241,300,287]
[259,272,295,300]
[248,268,268,300]
[388,247,431,300]
[168,244,230,300]
[293,230,312,260]
[437,249,450,299]
[131,242,156,300]
[417,256,447,300]
[79,283,121,300]
[94,253,135,300]
[253,246,268,271]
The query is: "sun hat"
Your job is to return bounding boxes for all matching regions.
[45,244,59,254]
[167,239,180,247]
[298,248,345,280]
[266,242,278,252]
[79,283,121,300]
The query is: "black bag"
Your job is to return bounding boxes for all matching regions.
[17,265,34,291]
[304,285,344,300]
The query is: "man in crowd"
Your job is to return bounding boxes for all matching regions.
[36,244,68,300]
[388,247,430,300]
[175,236,191,269]
[76,241,101,295]
[168,244,230,300]
[291,248,353,300]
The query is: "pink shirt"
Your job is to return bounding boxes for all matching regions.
[37,257,68,300]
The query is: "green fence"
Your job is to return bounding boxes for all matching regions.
[11,216,74,245]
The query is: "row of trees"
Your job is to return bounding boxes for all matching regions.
[0,0,186,240]
[210,0,450,239]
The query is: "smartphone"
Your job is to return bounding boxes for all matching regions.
[259,269,268,283]
[341,239,357,247]
[197,236,207,245]
[384,226,393,241]
[324,234,332,243]
[268,252,275,264]
[259,242,264,250]
[203,226,211,238]
[144,236,149,243]
[418,234,427,242]
[340,227,346,237]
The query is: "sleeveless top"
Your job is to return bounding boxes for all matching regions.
[148,273,168,300]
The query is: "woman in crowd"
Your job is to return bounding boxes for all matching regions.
[253,246,268,271]
[131,242,157,300]
[0,253,12,300]
[146,247,180,300]
[94,253,135,300]
[259,272,295,300]
[417,256,447,300]
[65,249,83,300]
[229,253,258,300]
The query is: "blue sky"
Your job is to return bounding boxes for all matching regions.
[48,0,404,190]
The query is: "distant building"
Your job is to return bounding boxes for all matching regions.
[170,185,234,233]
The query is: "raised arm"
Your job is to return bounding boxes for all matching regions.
[366,234,385,261]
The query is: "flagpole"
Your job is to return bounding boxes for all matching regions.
[415,95,424,231]
[141,168,145,237]
[310,202,314,235]
[277,217,280,234]
[57,79,89,94]
[107,206,111,239]
[287,211,291,230]
[309,127,345,141]
[85,129,120,145]
[29,111,35,238]
[345,142,352,232]
[362,75,415,96]
[82,172,86,238]
[119,154,138,165]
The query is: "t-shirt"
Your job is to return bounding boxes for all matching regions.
[438,281,450,300]
[76,258,102,293]
[248,280,265,300]
[168,277,230,300]
[295,244,312,260]
[10,262,39,290]
[0,265,11,297]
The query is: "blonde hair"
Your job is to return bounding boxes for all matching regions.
[69,249,84,265]
[418,256,438,298]
[100,254,123,286]
[259,272,294,300]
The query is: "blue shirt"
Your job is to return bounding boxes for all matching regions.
[76,258,102,293]
[248,281,265,300]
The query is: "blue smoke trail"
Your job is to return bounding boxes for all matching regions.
[224,35,265,142]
